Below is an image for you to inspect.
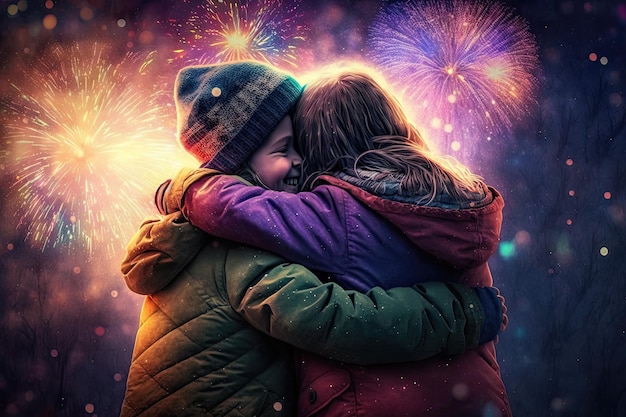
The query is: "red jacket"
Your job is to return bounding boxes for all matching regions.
[296,175,510,417]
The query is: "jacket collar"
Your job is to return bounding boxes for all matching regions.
[314,173,504,269]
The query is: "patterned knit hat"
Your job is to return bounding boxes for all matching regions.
[175,61,303,172]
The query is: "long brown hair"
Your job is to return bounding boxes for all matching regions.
[294,63,485,203]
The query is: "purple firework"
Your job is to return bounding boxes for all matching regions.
[368,0,540,155]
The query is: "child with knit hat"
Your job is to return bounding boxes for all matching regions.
[121,61,506,417]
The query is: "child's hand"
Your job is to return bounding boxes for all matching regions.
[476,286,509,345]
[492,287,508,345]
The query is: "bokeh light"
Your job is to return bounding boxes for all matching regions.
[7,4,19,16]
[499,240,516,259]
[42,14,57,30]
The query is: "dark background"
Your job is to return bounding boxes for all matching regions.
[1,1,624,416]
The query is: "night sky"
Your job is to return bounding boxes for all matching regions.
[1,1,624,416]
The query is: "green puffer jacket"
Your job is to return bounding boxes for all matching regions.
[120,212,488,417]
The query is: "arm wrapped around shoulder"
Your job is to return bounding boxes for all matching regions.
[225,248,503,365]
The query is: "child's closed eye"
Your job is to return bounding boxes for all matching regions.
[274,146,288,154]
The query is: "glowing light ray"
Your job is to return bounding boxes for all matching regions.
[2,42,196,258]
[164,0,308,69]
[368,0,540,157]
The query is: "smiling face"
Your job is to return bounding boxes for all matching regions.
[248,115,302,193]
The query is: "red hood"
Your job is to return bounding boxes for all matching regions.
[317,175,504,269]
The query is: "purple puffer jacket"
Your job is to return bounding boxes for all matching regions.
[163,168,511,417]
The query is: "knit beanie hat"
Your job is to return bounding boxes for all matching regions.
[175,61,303,172]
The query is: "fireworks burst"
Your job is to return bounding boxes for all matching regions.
[2,42,196,258]
[163,0,309,69]
[368,0,540,156]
